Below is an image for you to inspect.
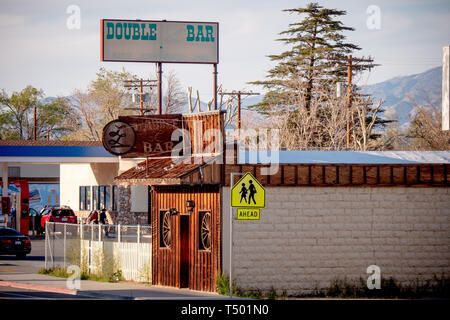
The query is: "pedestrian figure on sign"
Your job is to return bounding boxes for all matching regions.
[248,180,257,205]
[239,183,248,204]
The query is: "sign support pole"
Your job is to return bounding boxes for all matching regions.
[229,172,244,298]
[157,62,163,115]
[213,64,218,110]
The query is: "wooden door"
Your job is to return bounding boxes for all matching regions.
[180,214,190,288]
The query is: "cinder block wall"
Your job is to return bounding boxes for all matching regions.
[222,187,450,295]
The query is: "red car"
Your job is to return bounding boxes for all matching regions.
[41,206,77,228]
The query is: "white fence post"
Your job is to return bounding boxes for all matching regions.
[118,224,121,243]
[98,223,102,242]
[44,222,48,269]
[137,224,140,244]
[80,223,83,271]
[51,222,55,269]
[63,223,67,269]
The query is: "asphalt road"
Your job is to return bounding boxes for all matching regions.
[0,236,46,275]
[0,237,54,300]
[0,285,91,300]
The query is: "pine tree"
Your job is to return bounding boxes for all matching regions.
[250,2,375,114]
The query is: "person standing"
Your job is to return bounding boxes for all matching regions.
[99,208,109,237]
[10,207,16,230]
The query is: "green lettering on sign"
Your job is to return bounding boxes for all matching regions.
[106,22,114,39]
[105,22,157,41]
[148,24,157,40]
[186,24,215,42]
[186,25,195,41]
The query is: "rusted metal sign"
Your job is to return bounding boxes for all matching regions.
[102,114,183,158]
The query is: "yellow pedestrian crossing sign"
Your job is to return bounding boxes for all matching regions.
[231,172,265,208]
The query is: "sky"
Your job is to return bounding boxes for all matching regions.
[0,0,449,100]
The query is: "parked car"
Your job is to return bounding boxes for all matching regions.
[40,206,77,229]
[0,227,32,259]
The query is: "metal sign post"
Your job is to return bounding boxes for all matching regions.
[230,172,266,298]
[229,172,244,298]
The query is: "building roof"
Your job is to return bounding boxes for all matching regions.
[115,156,222,185]
[238,150,450,164]
[0,140,103,146]
[0,140,117,163]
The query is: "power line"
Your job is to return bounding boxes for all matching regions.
[220,90,260,134]
[123,79,157,115]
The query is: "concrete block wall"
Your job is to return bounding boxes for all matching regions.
[222,187,450,296]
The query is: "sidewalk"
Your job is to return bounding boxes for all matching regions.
[0,271,225,300]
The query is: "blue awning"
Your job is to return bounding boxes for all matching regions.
[0,145,116,158]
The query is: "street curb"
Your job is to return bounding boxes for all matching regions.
[0,280,77,296]
[76,290,134,300]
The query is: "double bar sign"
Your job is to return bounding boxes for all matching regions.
[101,19,219,64]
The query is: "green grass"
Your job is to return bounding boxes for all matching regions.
[38,267,124,283]
[216,273,450,299]
[216,273,282,299]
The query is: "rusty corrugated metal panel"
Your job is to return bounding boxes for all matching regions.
[115,156,222,185]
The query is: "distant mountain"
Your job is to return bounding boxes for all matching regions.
[361,66,442,126]
[235,67,443,128]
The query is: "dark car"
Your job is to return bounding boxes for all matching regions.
[0,227,32,259]
[41,206,77,229]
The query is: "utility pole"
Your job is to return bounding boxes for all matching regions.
[344,55,377,148]
[33,105,37,141]
[443,45,450,131]
[123,79,157,115]
[347,55,352,148]
[157,63,163,115]
[220,90,260,135]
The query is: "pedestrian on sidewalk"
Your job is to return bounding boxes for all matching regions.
[10,207,16,230]
[99,208,109,237]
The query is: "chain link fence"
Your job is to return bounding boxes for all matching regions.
[45,222,152,282]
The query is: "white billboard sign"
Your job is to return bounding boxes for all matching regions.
[101,19,219,64]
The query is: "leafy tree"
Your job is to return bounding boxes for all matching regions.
[246,2,393,150]
[163,70,187,114]
[69,67,186,140]
[88,67,137,121]
[408,103,450,150]
[250,2,375,113]
[0,86,75,140]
